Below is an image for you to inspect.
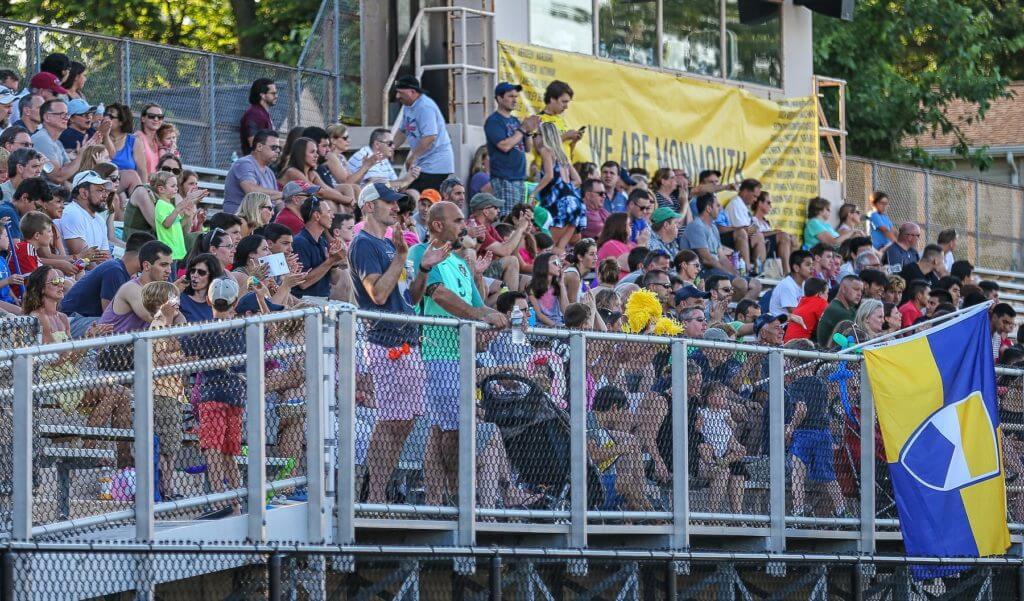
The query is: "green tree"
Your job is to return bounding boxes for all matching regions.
[0,0,319,63]
[814,0,1024,168]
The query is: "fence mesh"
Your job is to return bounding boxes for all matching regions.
[0,19,341,170]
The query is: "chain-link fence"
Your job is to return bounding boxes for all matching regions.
[0,18,341,170]
[0,546,1022,600]
[825,155,1024,272]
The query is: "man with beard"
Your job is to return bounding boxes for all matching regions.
[240,78,277,155]
[57,170,113,267]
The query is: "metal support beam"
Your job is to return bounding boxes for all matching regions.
[12,355,33,541]
[457,322,477,546]
[859,363,876,554]
[670,340,689,549]
[268,553,282,601]
[335,308,357,544]
[305,312,326,542]
[490,554,501,601]
[207,56,217,167]
[246,321,267,542]
[768,350,786,553]
[569,333,587,548]
[133,338,155,541]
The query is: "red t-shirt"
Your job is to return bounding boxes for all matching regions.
[481,224,504,254]
[12,241,38,275]
[783,294,828,342]
[274,209,305,235]
[899,301,922,328]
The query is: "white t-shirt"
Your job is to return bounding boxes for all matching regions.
[58,201,108,251]
[724,198,752,228]
[944,250,954,273]
[769,275,803,315]
[347,146,398,183]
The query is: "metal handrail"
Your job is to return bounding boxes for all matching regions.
[380,6,495,143]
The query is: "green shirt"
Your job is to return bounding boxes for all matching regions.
[803,217,838,251]
[154,198,187,260]
[815,298,857,347]
[409,242,483,361]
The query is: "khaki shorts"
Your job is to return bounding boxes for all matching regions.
[154,395,183,456]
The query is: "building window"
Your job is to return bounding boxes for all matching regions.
[724,0,782,87]
[530,0,594,55]
[598,0,657,67]
[662,0,722,78]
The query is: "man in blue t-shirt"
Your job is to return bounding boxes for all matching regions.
[349,182,446,504]
[484,82,541,216]
[291,196,347,300]
[60,232,154,337]
[392,75,455,193]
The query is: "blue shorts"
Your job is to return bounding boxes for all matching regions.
[790,428,836,483]
[425,359,460,432]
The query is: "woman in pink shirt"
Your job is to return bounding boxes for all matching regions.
[596,213,632,277]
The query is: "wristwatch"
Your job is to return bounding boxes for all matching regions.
[419,264,432,274]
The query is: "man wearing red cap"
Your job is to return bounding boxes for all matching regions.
[28,72,67,101]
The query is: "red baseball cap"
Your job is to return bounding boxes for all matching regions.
[29,72,68,95]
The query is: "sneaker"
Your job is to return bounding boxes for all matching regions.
[286,487,308,502]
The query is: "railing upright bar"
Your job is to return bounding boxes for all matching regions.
[670,340,689,549]
[457,323,477,546]
[246,321,267,542]
[133,337,156,541]
[767,350,786,552]
[859,363,876,554]
[569,333,588,548]
[305,312,326,542]
[12,355,33,541]
[335,308,357,544]
[207,56,217,168]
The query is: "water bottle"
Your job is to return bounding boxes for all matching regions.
[510,306,526,345]
[405,258,414,280]
[230,151,239,163]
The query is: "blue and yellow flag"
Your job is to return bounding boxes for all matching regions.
[864,304,1009,558]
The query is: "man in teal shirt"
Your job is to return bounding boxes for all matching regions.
[408,201,509,505]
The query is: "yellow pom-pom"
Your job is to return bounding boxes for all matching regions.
[653,316,683,336]
[623,289,663,334]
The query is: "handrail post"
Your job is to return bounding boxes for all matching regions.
[335,307,357,544]
[133,337,155,541]
[457,322,477,546]
[207,55,217,168]
[305,312,326,542]
[12,354,32,541]
[569,333,587,548]
[670,340,689,550]
[767,350,786,553]
[859,362,876,554]
[245,321,267,543]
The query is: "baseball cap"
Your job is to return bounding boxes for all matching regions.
[358,182,407,208]
[208,277,241,306]
[753,313,788,336]
[29,72,68,95]
[494,82,523,97]
[71,170,112,190]
[674,285,711,304]
[469,192,502,212]
[0,85,27,106]
[282,180,320,200]
[67,98,98,116]
[651,206,683,225]
[704,328,731,342]
[698,169,723,182]
[619,168,637,187]
[394,75,424,93]
[420,189,442,204]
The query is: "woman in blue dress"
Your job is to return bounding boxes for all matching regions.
[531,121,585,254]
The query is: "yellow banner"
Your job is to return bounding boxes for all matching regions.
[498,41,819,236]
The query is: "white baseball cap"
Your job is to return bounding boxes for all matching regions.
[71,170,112,190]
[0,85,28,106]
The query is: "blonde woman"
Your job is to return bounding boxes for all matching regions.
[854,298,886,339]
[320,124,365,201]
[238,191,274,236]
[531,121,584,253]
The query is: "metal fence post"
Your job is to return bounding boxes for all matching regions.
[122,40,132,106]
[335,307,357,545]
[858,362,876,554]
[974,182,981,263]
[32,26,41,73]
[457,322,477,546]
[870,161,878,193]
[569,332,587,548]
[133,337,155,541]
[670,340,689,550]
[207,55,217,168]
[12,354,32,541]
[333,0,342,122]
[291,69,301,131]
[1,550,13,601]
[268,553,282,601]
[923,172,930,242]
[305,312,326,542]
[767,350,786,553]
[246,321,267,543]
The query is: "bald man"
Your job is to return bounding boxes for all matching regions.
[884,222,922,272]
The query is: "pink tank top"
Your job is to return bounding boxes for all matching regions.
[138,133,160,173]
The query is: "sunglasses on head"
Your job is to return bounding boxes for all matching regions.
[204,227,226,246]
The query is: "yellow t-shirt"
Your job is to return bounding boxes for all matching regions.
[532,112,590,175]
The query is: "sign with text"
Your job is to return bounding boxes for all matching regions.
[498,41,819,236]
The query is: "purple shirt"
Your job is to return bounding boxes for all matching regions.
[239,104,274,155]
[96,278,149,334]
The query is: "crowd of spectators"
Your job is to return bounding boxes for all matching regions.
[1,57,1021,518]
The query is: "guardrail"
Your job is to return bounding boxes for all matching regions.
[2,303,1024,558]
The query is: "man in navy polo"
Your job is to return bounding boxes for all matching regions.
[290,195,347,301]
[484,82,540,215]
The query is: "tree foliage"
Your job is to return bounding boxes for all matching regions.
[814,0,1024,168]
[0,0,320,65]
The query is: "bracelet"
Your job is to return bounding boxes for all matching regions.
[419,265,432,274]
[517,128,527,136]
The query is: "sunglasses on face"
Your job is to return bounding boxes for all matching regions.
[108,175,120,183]
[143,112,164,120]
[47,276,67,287]
[190,268,209,276]
[160,166,181,175]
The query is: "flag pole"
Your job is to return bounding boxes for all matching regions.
[836,301,993,357]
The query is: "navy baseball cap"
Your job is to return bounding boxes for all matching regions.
[358,182,407,208]
[494,82,523,96]
[674,285,711,304]
[754,313,788,335]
